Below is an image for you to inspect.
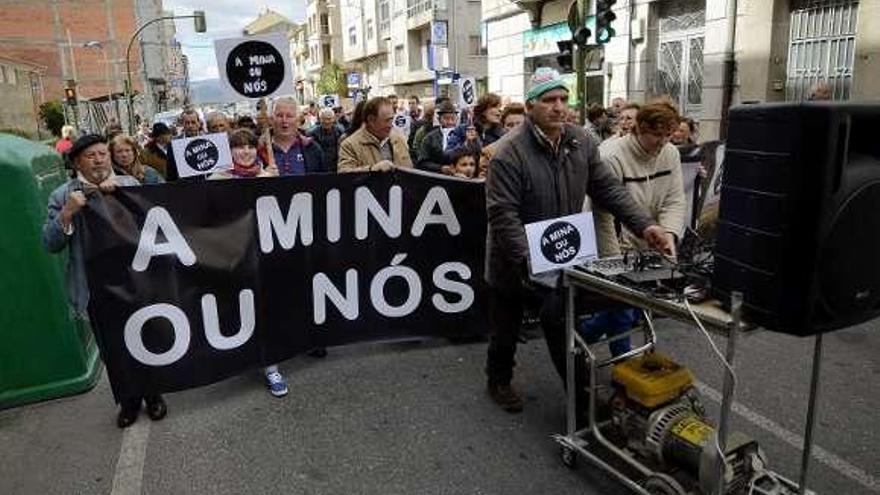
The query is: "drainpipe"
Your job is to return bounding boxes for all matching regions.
[719,0,738,139]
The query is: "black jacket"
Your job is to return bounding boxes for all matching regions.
[486,119,654,289]
[307,125,343,172]
[416,128,451,173]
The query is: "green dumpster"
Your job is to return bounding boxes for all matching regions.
[0,134,101,409]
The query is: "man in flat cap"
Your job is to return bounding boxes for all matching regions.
[42,134,167,429]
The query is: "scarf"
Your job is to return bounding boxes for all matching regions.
[230,159,262,178]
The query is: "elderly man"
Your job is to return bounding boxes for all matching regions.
[268,97,325,176]
[808,81,833,101]
[42,134,167,428]
[205,111,232,134]
[338,96,413,172]
[306,107,343,172]
[416,100,460,173]
[485,67,674,415]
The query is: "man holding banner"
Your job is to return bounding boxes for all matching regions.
[484,68,675,416]
[42,134,167,428]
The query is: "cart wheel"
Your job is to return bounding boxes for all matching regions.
[642,473,687,495]
[560,446,577,469]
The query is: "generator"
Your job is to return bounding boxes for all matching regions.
[605,352,796,495]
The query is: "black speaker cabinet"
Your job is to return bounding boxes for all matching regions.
[712,102,880,336]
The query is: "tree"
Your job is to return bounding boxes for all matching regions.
[39,100,65,137]
[315,63,348,97]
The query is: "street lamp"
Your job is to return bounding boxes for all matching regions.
[125,10,206,133]
[83,41,118,121]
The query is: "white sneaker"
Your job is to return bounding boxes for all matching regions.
[265,371,288,397]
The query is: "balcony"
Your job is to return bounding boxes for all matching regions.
[406,0,445,29]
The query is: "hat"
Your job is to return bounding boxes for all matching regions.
[68,134,107,161]
[151,122,171,137]
[436,100,457,115]
[526,67,569,102]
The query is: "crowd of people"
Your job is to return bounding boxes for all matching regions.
[47,66,718,428]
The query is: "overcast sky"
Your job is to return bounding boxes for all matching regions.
[164,1,306,81]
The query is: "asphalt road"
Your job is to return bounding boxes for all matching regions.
[1,318,878,495]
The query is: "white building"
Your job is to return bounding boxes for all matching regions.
[483,0,879,140]
[341,0,487,100]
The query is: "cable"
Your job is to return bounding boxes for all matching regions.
[683,296,738,473]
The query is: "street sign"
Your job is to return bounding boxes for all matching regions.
[431,20,448,46]
[214,33,294,101]
[346,72,361,88]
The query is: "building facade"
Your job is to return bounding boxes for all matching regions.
[483,0,880,140]
[341,0,487,100]
[0,56,47,137]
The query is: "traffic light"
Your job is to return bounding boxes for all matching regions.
[596,0,617,44]
[64,80,77,105]
[556,40,574,72]
[573,26,592,47]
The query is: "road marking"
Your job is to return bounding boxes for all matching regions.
[694,380,880,493]
[111,419,150,495]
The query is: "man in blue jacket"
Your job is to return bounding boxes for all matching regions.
[270,97,325,175]
[42,134,167,429]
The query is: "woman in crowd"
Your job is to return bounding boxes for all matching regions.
[447,93,505,152]
[109,134,164,185]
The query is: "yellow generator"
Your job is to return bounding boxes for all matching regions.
[606,352,790,495]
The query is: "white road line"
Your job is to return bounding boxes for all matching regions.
[694,380,880,493]
[111,420,151,495]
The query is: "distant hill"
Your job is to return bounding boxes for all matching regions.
[190,79,228,105]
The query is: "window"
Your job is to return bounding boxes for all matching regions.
[322,43,332,63]
[378,0,391,34]
[786,0,858,101]
[349,26,357,46]
[468,35,487,56]
[7,66,16,85]
[655,0,704,117]
[394,45,404,66]
[321,13,329,35]
[367,19,374,40]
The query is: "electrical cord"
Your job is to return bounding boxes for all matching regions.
[683,296,738,473]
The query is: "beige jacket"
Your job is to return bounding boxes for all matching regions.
[338,127,413,172]
[595,134,686,256]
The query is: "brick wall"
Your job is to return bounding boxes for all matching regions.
[0,0,143,103]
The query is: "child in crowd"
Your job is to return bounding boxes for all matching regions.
[445,146,479,179]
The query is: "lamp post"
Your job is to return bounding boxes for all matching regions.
[125,10,206,133]
[83,41,118,122]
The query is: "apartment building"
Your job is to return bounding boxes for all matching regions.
[341,0,487,100]
[483,0,879,139]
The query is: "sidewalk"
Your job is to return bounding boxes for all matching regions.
[0,337,624,495]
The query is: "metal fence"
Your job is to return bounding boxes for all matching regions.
[786,0,859,101]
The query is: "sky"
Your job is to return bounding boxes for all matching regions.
[163,1,306,81]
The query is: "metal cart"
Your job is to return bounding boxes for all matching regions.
[553,265,825,495]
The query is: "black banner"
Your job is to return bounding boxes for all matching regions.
[81,170,487,400]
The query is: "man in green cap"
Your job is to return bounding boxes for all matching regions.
[484,67,675,416]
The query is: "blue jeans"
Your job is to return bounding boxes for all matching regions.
[578,308,640,357]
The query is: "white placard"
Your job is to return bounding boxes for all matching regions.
[171,133,233,178]
[214,33,295,101]
[457,77,477,108]
[393,111,412,138]
[319,94,340,108]
[525,212,598,274]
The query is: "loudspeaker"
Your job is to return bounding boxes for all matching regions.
[712,102,880,336]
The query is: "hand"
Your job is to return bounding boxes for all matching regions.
[61,190,87,228]
[98,178,117,193]
[370,160,394,172]
[698,164,708,179]
[263,164,279,177]
[642,225,677,259]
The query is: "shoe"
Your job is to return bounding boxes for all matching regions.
[306,347,328,358]
[487,382,524,413]
[144,395,167,421]
[266,371,289,397]
[117,401,140,429]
